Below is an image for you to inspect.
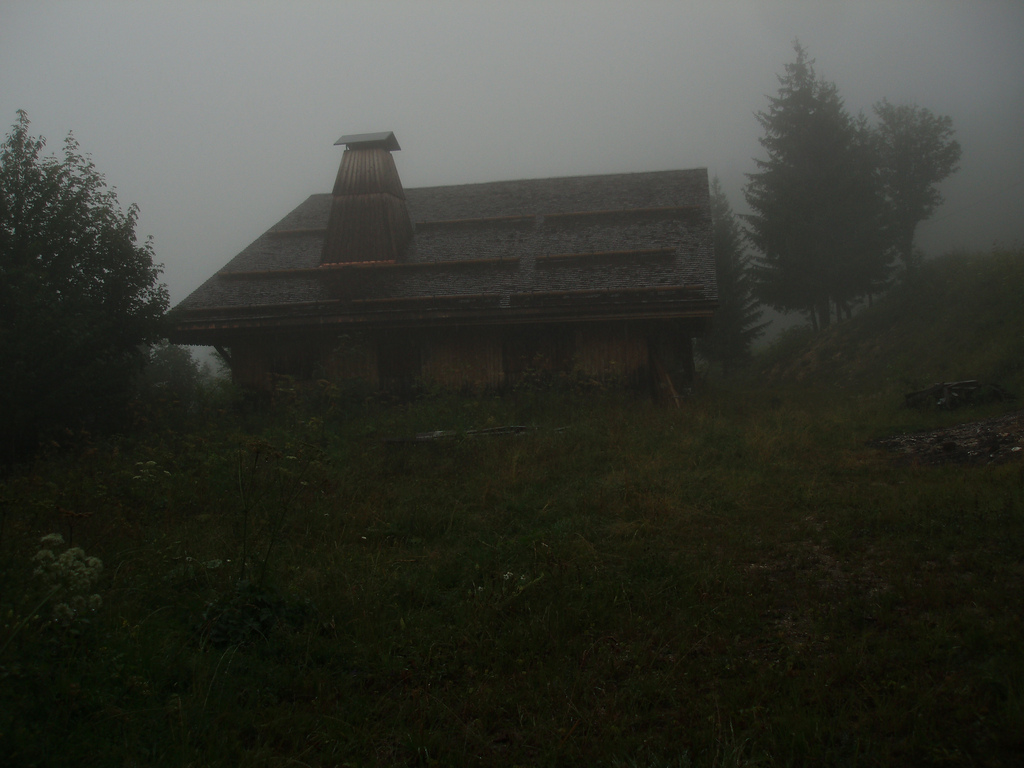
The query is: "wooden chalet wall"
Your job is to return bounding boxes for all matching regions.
[225,319,699,394]
[421,328,504,389]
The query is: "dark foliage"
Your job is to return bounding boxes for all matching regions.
[697,178,768,375]
[873,99,962,276]
[130,342,227,427]
[198,580,317,648]
[0,111,168,462]
[745,43,891,330]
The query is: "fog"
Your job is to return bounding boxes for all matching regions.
[2,1,1022,306]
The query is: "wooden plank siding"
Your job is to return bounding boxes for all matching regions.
[574,323,649,384]
[323,334,379,386]
[223,320,680,393]
[230,335,326,390]
[421,329,505,388]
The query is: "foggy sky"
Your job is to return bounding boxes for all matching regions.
[2,1,1022,306]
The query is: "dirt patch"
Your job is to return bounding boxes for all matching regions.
[872,409,1024,466]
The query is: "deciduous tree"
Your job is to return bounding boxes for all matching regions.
[0,111,168,461]
[873,99,961,276]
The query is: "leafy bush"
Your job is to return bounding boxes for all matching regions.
[0,111,168,462]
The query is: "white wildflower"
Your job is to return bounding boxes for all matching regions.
[56,548,102,592]
[32,548,57,582]
[30,535,103,624]
[39,533,65,548]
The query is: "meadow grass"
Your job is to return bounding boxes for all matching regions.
[1,377,1022,767]
[755,247,1024,394]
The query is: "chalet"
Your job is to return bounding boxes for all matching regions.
[166,133,718,398]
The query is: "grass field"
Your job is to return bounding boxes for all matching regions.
[1,249,1022,767]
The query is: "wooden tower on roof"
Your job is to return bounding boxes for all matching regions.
[322,132,413,265]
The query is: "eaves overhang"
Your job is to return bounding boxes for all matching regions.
[166,287,717,345]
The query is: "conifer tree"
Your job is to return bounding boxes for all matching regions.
[698,179,767,375]
[745,43,890,329]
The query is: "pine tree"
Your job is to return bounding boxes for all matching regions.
[698,179,768,375]
[745,43,890,329]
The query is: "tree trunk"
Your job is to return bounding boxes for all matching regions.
[900,223,919,276]
[816,301,831,330]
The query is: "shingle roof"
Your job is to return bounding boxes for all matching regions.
[168,169,716,341]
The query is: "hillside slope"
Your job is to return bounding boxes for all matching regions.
[755,248,1024,395]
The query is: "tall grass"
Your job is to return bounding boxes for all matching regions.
[1,378,1021,766]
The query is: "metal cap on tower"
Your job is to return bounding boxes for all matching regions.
[334,132,401,151]
[321,131,412,265]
